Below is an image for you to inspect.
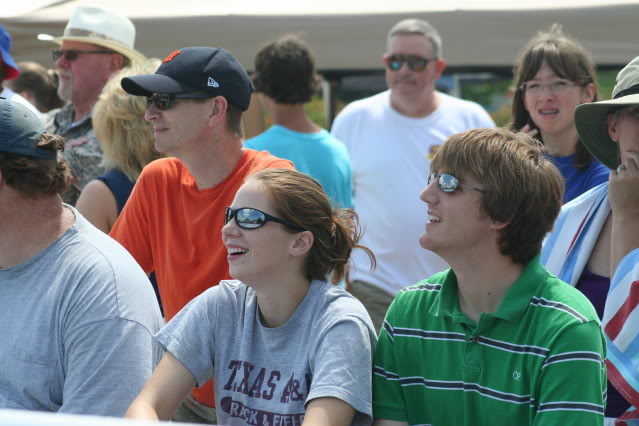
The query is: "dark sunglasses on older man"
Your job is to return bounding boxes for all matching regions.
[384,54,436,72]
[52,49,113,61]
[145,93,211,111]
[224,207,306,231]
[428,173,485,193]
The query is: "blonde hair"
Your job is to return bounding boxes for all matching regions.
[93,59,163,181]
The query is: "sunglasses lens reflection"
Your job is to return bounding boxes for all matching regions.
[236,208,265,228]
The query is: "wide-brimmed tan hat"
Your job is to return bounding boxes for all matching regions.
[38,5,145,65]
[575,56,639,170]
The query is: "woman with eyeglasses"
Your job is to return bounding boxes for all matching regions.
[126,168,377,425]
[511,24,608,203]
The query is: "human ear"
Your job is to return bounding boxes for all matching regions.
[433,58,446,79]
[582,82,597,103]
[290,231,313,257]
[608,112,621,143]
[110,53,125,72]
[210,96,228,118]
[489,220,509,231]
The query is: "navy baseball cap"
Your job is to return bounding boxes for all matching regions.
[0,98,53,160]
[121,47,254,111]
[0,25,19,80]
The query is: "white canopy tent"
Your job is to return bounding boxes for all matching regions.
[2,0,639,72]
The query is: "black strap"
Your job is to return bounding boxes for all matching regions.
[614,83,639,99]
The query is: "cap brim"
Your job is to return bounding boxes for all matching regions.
[575,94,639,170]
[121,73,201,96]
[0,50,20,80]
[38,34,146,64]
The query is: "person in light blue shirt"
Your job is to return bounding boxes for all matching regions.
[245,35,352,208]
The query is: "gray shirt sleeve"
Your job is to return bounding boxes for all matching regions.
[156,287,218,387]
[308,317,375,423]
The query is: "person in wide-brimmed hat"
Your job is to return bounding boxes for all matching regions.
[541,56,639,424]
[40,5,146,206]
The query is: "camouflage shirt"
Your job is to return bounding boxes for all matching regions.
[44,104,106,205]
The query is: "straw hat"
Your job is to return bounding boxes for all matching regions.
[574,56,639,170]
[38,5,145,65]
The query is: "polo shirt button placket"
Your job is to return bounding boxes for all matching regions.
[462,334,482,379]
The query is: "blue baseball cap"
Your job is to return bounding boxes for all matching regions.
[0,98,54,160]
[0,25,19,80]
[121,47,254,111]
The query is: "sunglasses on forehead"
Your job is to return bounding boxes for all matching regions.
[224,207,306,232]
[52,49,113,61]
[428,173,485,193]
[384,54,437,72]
[145,93,212,110]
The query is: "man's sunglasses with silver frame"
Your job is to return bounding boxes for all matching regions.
[224,207,306,232]
[428,173,485,193]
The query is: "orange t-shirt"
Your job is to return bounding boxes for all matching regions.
[110,149,293,407]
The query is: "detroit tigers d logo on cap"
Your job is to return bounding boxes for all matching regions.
[163,50,181,63]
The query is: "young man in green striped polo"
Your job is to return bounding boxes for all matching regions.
[373,128,607,425]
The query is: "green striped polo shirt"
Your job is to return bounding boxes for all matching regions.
[373,256,606,425]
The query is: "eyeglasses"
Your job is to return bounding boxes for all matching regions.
[384,54,436,72]
[520,79,579,95]
[224,207,306,231]
[52,49,113,61]
[428,173,485,193]
[145,93,212,110]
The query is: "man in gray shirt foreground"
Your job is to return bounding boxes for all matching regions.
[0,98,164,416]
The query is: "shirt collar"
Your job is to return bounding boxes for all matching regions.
[431,256,547,322]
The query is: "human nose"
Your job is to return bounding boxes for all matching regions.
[538,84,556,97]
[55,53,69,69]
[221,216,240,237]
[144,102,160,121]
[420,178,438,204]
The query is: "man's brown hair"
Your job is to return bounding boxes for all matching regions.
[0,134,72,197]
[431,128,564,264]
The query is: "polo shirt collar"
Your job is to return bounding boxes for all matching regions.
[430,256,546,322]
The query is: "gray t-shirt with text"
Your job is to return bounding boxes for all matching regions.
[157,279,376,425]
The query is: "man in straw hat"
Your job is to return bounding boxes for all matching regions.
[542,56,639,424]
[0,98,163,415]
[40,5,145,205]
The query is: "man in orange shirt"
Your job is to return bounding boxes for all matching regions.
[110,47,293,424]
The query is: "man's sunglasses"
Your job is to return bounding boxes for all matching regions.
[145,93,211,110]
[224,207,306,232]
[428,173,485,193]
[52,49,113,61]
[384,54,436,72]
